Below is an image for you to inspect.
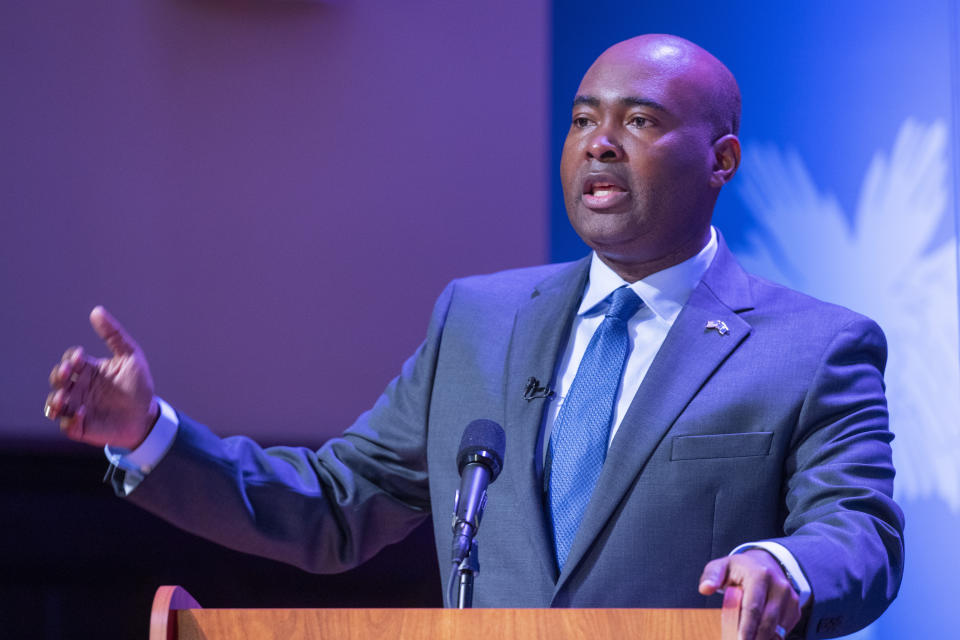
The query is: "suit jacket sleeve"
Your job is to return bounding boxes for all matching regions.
[120,282,457,573]
[774,316,904,638]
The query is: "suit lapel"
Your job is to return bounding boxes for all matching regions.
[503,257,590,587]
[553,238,756,596]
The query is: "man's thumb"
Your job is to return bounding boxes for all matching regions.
[89,306,138,356]
[698,557,730,595]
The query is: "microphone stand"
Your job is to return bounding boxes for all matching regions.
[456,539,480,609]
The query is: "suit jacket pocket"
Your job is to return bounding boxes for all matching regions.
[670,432,774,460]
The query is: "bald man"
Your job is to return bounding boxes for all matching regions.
[46,35,902,640]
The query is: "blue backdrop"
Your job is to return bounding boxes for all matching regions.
[550,2,960,637]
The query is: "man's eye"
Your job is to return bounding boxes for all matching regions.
[572,117,592,128]
[629,116,650,128]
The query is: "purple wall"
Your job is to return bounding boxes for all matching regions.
[1,0,549,446]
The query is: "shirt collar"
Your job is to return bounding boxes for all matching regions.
[578,226,719,323]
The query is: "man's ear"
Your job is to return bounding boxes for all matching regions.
[710,134,741,187]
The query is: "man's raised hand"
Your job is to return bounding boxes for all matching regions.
[44,306,158,449]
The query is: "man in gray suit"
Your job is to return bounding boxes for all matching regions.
[45,35,903,640]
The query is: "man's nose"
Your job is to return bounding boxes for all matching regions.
[587,133,624,161]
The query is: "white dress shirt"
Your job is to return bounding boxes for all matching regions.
[541,227,718,458]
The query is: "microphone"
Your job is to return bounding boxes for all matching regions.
[451,419,506,564]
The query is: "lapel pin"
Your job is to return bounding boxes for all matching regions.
[705,320,729,336]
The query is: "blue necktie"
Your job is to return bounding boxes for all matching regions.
[548,285,642,570]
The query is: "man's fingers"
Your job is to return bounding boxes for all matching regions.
[699,556,730,595]
[721,587,742,639]
[781,596,802,633]
[50,346,80,387]
[44,358,98,421]
[49,347,100,390]
[758,581,801,639]
[49,362,62,388]
[89,306,139,356]
[724,552,799,640]
[699,552,800,640]
[44,390,60,420]
[737,573,768,640]
[59,405,86,440]
[45,387,71,420]
[61,346,80,367]
[754,598,788,640]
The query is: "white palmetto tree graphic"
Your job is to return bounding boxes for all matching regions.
[734,119,960,512]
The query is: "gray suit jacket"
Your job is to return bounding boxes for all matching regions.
[126,239,903,639]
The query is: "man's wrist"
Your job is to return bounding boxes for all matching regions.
[129,397,162,450]
[731,541,812,608]
[104,398,179,494]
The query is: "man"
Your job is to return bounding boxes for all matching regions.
[45,35,903,640]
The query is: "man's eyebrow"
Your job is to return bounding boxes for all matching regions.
[620,96,668,112]
[572,95,669,113]
[572,95,602,108]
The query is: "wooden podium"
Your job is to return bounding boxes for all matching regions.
[150,585,741,640]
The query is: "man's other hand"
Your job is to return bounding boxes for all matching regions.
[699,549,802,640]
[44,306,158,449]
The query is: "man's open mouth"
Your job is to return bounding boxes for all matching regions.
[582,175,630,209]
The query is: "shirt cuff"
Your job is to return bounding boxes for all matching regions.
[103,398,179,495]
[730,541,812,608]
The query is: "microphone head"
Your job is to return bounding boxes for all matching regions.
[456,419,506,481]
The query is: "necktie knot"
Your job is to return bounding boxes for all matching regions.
[605,286,642,322]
